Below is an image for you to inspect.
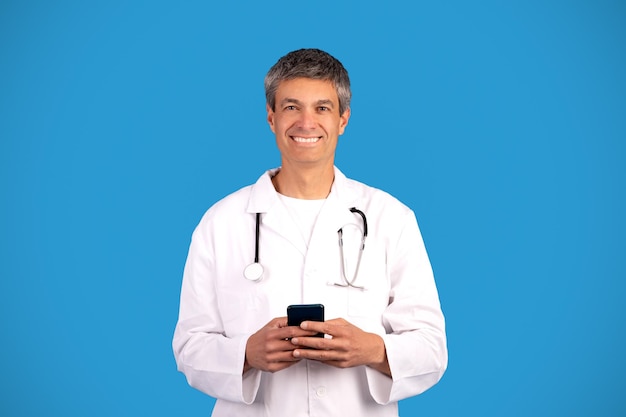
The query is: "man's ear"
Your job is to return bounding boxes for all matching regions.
[338,107,351,135]
[266,103,276,133]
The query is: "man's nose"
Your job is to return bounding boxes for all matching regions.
[295,109,317,129]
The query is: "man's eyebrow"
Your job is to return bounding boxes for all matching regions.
[280,98,302,106]
[316,99,335,108]
[279,98,335,108]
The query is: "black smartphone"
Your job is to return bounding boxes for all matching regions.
[287,304,324,337]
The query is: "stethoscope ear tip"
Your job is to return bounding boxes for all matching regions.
[244,262,264,282]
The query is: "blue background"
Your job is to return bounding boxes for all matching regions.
[1,1,624,415]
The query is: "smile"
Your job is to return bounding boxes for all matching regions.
[292,136,321,143]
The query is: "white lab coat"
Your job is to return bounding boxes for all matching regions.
[173,167,447,417]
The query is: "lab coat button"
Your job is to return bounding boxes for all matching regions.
[316,386,327,397]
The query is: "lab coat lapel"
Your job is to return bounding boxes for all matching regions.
[263,203,308,256]
[310,168,360,249]
[246,169,308,256]
[312,196,355,245]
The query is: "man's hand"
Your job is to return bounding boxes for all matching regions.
[290,318,391,377]
[244,317,318,374]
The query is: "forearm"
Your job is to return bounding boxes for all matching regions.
[367,333,392,377]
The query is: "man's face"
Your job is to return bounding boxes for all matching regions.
[267,78,350,169]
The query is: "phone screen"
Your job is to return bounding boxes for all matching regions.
[287,304,324,337]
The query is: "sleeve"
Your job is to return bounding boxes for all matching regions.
[366,209,448,404]
[171,214,262,404]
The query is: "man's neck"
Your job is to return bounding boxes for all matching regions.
[272,163,334,200]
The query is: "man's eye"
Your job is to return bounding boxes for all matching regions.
[285,105,297,111]
[318,106,329,111]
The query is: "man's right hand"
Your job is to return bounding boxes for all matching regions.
[244,317,318,373]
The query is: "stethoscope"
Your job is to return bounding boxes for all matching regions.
[243,208,368,289]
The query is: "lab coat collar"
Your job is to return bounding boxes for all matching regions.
[246,166,359,214]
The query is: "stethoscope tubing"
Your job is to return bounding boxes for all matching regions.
[244,207,368,287]
[242,212,264,281]
[254,212,260,263]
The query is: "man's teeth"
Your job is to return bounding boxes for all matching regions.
[292,137,320,143]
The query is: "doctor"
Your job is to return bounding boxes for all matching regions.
[173,48,447,416]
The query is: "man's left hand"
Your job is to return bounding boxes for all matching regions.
[290,318,391,377]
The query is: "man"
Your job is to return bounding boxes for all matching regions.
[173,48,447,416]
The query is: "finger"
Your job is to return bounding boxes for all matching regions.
[272,316,289,328]
[268,349,304,362]
[323,318,348,325]
[278,326,318,340]
[270,338,303,353]
[262,356,302,373]
[301,320,342,337]
[293,347,339,362]
[252,345,303,368]
[300,320,327,333]
[290,335,330,350]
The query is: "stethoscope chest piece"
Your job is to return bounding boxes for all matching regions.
[244,262,264,282]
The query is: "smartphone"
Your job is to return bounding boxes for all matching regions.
[287,304,324,337]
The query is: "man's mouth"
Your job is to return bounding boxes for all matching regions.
[291,136,321,143]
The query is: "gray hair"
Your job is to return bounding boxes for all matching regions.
[264,48,351,115]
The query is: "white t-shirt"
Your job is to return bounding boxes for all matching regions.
[276,193,325,247]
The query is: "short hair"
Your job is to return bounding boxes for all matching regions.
[264,48,351,115]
